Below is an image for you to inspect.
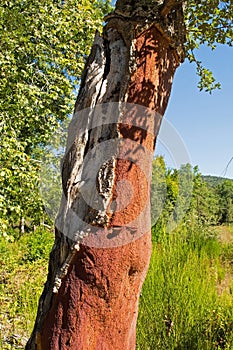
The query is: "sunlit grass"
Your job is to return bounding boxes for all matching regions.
[137,225,233,350]
[1,226,233,349]
[0,228,53,349]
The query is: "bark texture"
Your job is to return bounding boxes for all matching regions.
[26,1,185,349]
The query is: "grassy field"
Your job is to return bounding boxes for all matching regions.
[1,226,233,349]
[137,225,233,350]
[0,228,53,350]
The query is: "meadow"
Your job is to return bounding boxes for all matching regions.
[1,224,233,349]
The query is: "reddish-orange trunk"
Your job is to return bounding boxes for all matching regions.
[26,2,185,349]
[38,235,151,350]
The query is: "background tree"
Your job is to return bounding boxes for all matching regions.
[0,0,111,236]
[217,179,233,224]
[186,166,219,227]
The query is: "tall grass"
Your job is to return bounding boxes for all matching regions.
[137,225,233,349]
[0,228,53,349]
[1,226,233,349]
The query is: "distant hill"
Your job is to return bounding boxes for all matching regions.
[202,175,233,188]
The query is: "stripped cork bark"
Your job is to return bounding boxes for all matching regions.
[26,1,186,349]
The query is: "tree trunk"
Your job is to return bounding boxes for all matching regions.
[26,1,185,349]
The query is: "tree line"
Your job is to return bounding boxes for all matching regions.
[151,156,233,240]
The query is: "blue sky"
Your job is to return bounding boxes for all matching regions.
[156,45,233,179]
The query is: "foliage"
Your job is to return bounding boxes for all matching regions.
[151,159,223,239]
[187,166,219,226]
[0,0,111,136]
[217,180,233,224]
[0,0,111,236]
[185,0,233,92]
[0,128,44,237]
[151,156,167,226]
[0,228,53,349]
[203,175,233,187]
[22,227,54,262]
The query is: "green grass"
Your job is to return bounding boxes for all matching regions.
[0,228,53,349]
[137,225,233,350]
[1,225,233,349]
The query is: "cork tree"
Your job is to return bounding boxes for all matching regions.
[26,1,233,349]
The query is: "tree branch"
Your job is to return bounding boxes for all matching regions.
[161,0,184,16]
